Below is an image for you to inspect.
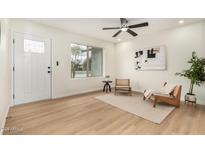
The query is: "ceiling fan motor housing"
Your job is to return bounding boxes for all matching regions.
[121,18,128,27]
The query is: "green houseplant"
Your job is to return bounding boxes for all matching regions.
[176,51,205,102]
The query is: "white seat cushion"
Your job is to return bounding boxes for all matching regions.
[160,83,176,95]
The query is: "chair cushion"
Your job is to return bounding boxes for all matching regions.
[159,83,176,95]
[153,93,175,98]
[116,85,130,88]
[116,86,131,90]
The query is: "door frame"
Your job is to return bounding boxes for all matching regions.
[12,32,53,106]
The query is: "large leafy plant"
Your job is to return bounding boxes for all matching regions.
[176,51,205,95]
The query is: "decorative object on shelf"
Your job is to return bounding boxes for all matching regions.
[176,51,205,105]
[102,80,112,93]
[105,75,110,80]
[134,45,166,70]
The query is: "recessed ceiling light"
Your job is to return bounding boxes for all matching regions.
[118,38,121,41]
[179,20,184,24]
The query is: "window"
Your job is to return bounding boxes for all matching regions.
[71,43,103,78]
[24,39,45,53]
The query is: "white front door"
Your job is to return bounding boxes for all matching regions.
[14,33,51,105]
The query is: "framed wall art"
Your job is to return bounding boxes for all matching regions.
[134,45,166,70]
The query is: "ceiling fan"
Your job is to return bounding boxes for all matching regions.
[102,18,149,37]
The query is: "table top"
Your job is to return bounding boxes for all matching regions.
[102,80,112,83]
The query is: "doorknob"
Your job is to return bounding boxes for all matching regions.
[48,66,51,69]
[48,71,51,73]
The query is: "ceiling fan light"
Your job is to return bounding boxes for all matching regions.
[121,27,128,32]
[178,20,184,24]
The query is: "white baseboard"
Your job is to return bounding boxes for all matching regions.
[133,89,144,93]
[0,105,10,135]
[52,88,102,99]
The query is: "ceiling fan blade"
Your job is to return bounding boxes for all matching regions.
[128,22,149,29]
[102,27,120,30]
[112,30,122,37]
[127,29,138,37]
[120,18,128,25]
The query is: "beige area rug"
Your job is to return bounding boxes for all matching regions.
[95,94,175,124]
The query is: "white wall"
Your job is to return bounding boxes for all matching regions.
[10,19,116,100]
[115,21,205,104]
[0,19,11,134]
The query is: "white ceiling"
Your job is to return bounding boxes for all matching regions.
[28,18,204,43]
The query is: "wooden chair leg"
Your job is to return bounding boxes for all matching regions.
[128,88,132,96]
[129,90,132,96]
[153,97,157,108]
[143,90,146,100]
[175,101,180,108]
[176,104,180,108]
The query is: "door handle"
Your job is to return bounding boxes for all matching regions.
[48,71,51,73]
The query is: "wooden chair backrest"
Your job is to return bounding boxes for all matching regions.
[115,79,130,86]
[171,85,182,100]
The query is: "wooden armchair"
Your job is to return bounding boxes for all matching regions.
[152,85,182,108]
[115,79,132,96]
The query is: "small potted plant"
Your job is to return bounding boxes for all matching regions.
[176,51,205,103]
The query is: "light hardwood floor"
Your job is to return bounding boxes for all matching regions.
[4,91,205,135]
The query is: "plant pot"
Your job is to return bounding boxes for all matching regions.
[185,93,197,103]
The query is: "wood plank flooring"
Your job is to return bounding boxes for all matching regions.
[4,91,205,135]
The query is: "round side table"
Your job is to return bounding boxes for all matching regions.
[102,80,112,93]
